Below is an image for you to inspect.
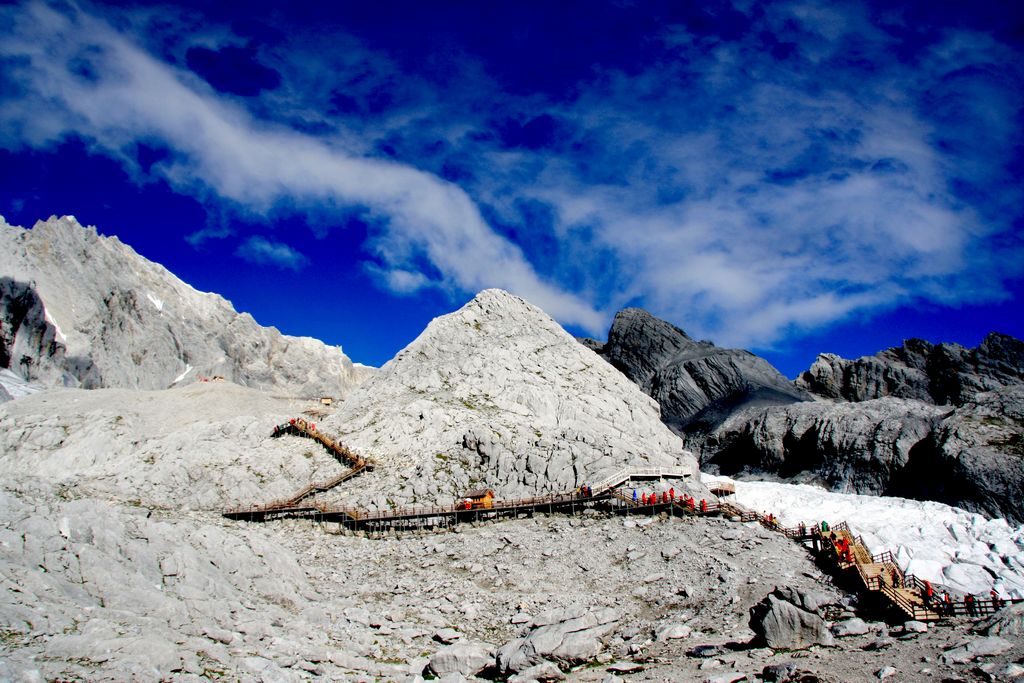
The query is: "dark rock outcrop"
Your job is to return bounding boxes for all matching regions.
[796,334,1024,406]
[703,398,944,494]
[889,386,1024,523]
[701,387,1024,524]
[582,308,808,435]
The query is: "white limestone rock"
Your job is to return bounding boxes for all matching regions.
[324,289,702,508]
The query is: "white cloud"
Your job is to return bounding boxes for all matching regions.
[235,236,309,271]
[0,1,606,332]
[487,13,1022,347]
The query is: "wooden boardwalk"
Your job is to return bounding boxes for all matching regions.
[223,418,1021,623]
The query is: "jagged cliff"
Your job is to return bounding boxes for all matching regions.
[0,216,371,398]
[323,290,702,507]
[796,334,1024,405]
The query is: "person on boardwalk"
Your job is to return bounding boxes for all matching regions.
[943,592,953,615]
[700,499,707,513]
[890,567,901,589]
[632,489,638,504]
[965,594,977,617]
[820,520,829,533]
[922,580,934,608]
[669,487,675,501]
[990,589,1001,612]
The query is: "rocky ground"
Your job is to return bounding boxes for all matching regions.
[2,384,1023,682]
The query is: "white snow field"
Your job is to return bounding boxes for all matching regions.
[704,475,1024,600]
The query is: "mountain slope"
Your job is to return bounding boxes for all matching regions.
[0,216,370,398]
[323,290,702,508]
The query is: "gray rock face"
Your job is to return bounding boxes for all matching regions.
[796,334,1024,406]
[582,306,1024,524]
[831,618,871,637]
[888,386,1024,523]
[324,290,703,508]
[749,588,834,650]
[975,602,1024,638]
[703,387,1024,523]
[581,308,808,435]
[0,216,372,397]
[941,636,1014,664]
[703,398,944,494]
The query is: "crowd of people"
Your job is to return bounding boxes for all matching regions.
[921,580,1006,617]
[629,488,708,513]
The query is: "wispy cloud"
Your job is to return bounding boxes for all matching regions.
[235,235,308,271]
[0,1,606,332]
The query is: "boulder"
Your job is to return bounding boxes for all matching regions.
[771,586,835,615]
[941,636,1014,664]
[761,663,797,682]
[433,628,462,644]
[831,618,870,637]
[654,623,692,641]
[974,601,1024,638]
[496,606,620,673]
[507,661,565,683]
[903,621,928,633]
[425,641,493,677]
[749,589,834,650]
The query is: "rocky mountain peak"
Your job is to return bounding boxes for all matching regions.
[0,215,371,398]
[324,289,700,507]
[582,307,808,436]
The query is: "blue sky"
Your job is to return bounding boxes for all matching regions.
[1,0,1022,376]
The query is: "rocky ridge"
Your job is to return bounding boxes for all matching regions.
[323,290,703,508]
[0,216,371,398]
[796,333,1024,406]
[581,309,1024,524]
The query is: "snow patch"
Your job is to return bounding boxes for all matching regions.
[43,307,66,343]
[172,364,193,385]
[146,292,164,311]
[704,475,1024,599]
